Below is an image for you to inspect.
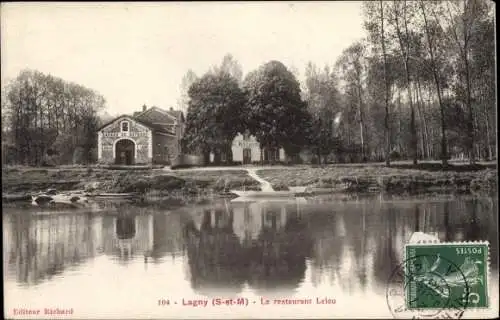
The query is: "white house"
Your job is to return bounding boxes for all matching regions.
[229,131,286,164]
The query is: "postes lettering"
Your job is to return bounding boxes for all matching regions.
[455,247,482,255]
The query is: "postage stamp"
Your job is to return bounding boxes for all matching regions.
[405,242,489,310]
[386,241,490,319]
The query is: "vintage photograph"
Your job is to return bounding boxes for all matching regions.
[1,1,498,319]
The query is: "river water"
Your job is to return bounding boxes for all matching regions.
[3,194,499,318]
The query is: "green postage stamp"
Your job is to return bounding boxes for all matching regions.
[404,242,490,311]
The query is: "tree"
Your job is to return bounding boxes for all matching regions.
[216,54,243,85]
[303,63,341,164]
[442,0,490,164]
[364,1,394,166]
[468,11,495,160]
[177,69,198,115]
[3,69,104,165]
[417,0,450,165]
[242,60,309,163]
[183,71,245,165]
[387,0,419,165]
[336,42,368,162]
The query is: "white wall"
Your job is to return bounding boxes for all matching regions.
[231,133,261,162]
[205,133,288,163]
[231,133,287,163]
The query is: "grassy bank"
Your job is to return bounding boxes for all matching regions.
[257,163,497,194]
[1,167,261,198]
[2,162,497,201]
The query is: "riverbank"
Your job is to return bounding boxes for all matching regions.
[258,163,497,194]
[258,166,498,193]
[1,166,260,195]
[2,162,497,203]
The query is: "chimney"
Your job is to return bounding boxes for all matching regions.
[169,107,174,111]
[142,104,147,112]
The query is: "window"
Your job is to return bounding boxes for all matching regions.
[268,148,279,162]
[121,121,129,132]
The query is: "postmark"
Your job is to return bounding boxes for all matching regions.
[386,254,469,319]
[386,241,490,319]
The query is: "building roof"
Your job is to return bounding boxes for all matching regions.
[167,109,185,122]
[134,106,184,123]
[97,114,175,135]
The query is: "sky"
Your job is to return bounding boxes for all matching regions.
[1,2,366,116]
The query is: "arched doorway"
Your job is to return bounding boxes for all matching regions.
[115,139,135,165]
[243,148,252,165]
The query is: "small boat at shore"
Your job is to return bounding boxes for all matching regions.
[31,193,90,206]
[230,186,310,198]
[230,190,295,198]
[231,196,308,204]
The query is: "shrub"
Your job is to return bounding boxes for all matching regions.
[151,175,186,190]
[121,179,152,193]
[272,182,290,191]
[72,147,85,164]
[390,150,401,160]
[41,154,58,167]
[213,177,230,192]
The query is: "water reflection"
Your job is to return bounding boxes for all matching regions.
[184,206,247,295]
[183,201,313,296]
[3,195,498,299]
[3,209,186,285]
[101,214,153,262]
[4,213,102,286]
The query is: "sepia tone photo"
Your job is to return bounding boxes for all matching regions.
[1,1,498,319]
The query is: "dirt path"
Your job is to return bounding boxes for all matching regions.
[245,168,275,192]
[165,165,278,191]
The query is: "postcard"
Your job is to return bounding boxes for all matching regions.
[2,1,498,319]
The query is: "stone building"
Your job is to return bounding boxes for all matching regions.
[97,106,184,165]
[210,131,286,164]
[230,131,284,164]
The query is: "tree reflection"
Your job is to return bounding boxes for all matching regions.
[464,198,481,240]
[441,198,483,243]
[247,206,312,296]
[116,216,136,239]
[184,206,247,296]
[4,206,187,286]
[150,213,185,262]
[183,201,313,296]
[4,213,99,286]
[415,204,421,232]
[443,201,451,242]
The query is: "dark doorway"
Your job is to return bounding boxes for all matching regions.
[163,145,170,164]
[243,148,252,165]
[264,147,279,163]
[115,139,135,165]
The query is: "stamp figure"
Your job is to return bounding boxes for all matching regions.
[405,242,489,310]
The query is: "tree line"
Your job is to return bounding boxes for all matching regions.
[1,0,494,167]
[361,0,495,166]
[2,69,105,166]
[181,0,495,166]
